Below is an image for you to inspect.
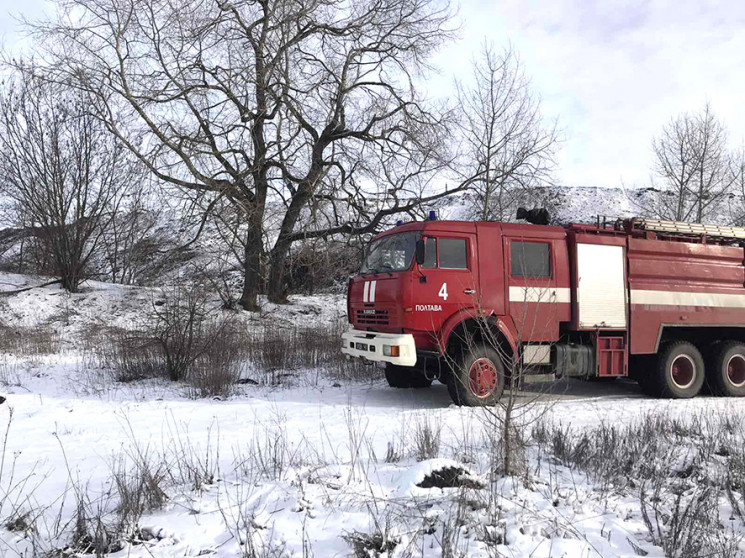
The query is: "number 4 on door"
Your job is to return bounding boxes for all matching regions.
[439,283,448,301]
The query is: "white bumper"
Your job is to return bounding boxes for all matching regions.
[341,328,417,367]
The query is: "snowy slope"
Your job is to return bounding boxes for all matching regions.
[0,272,346,343]
[440,184,740,225]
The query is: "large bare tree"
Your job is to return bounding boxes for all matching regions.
[651,104,736,223]
[26,0,470,309]
[0,73,128,291]
[456,44,558,222]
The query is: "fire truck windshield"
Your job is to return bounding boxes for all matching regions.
[360,231,419,274]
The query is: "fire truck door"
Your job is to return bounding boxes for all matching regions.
[414,234,479,332]
[505,236,563,341]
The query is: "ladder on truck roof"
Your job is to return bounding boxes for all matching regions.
[633,218,745,241]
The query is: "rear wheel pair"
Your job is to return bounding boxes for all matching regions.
[639,340,745,398]
[707,341,745,397]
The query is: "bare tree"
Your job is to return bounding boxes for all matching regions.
[651,104,736,223]
[26,0,473,309]
[727,147,745,226]
[0,73,128,291]
[98,189,194,286]
[456,44,558,222]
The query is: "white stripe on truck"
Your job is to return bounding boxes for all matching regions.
[509,286,571,304]
[362,280,377,303]
[630,289,745,308]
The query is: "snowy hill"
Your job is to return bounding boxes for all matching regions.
[441,184,740,225]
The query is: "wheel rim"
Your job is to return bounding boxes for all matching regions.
[670,354,696,389]
[726,354,745,388]
[468,358,498,398]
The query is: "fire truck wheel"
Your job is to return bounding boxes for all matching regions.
[654,341,705,398]
[384,364,432,389]
[447,345,505,406]
[707,341,745,397]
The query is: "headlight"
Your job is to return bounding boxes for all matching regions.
[383,345,400,357]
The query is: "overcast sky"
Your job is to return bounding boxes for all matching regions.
[2,0,744,190]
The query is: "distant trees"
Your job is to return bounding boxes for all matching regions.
[0,74,131,291]
[651,104,738,223]
[731,149,745,225]
[29,0,482,309]
[456,44,558,222]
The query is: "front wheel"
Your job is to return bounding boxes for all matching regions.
[706,341,745,397]
[447,344,505,406]
[652,341,705,398]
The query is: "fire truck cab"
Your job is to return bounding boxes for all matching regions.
[342,216,745,406]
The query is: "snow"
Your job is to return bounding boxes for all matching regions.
[0,272,346,340]
[439,184,739,225]
[1,273,745,556]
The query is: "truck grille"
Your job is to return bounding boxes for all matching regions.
[356,308,389,326]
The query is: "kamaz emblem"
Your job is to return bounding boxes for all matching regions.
[416,304,443,312]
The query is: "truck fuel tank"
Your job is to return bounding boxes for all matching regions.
[554,343,595,378]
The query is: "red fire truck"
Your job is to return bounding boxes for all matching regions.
[341,215,745,406]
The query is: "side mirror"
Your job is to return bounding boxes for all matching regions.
[415,239,426,265]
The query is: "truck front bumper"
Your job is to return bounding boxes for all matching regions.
[341,329,417,367]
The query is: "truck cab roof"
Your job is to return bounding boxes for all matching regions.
[374,220,567,240]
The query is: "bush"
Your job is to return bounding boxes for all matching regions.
[284,240,363,295]
[93,283,375,392]
[0,323,61,356]
[148,285,228,382]
[103,333,163,383]
[242,320,374,384]
[100,285,243,396]
[187,324,245,398]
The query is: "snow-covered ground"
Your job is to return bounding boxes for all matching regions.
[2,274,745,557]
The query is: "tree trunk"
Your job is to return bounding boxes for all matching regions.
[239,221,263,312]
[267,238,290,304]
[267,186,316,303]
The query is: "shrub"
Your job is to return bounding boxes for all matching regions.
[149,285,228,382]
[0,324,61,356]
[100,285,244,396]
[413,416,442,462]
[104,333,163,383]
[242,320,374,384]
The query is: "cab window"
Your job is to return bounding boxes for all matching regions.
[511,241,550,278]
[439,238,468,269]
[420,237,469,270]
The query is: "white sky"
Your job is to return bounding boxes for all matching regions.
[2,0,745,189]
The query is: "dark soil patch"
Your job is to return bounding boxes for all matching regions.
[417,466,484,489]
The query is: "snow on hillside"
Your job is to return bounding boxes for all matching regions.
[440,184,740,225]
[0,272,346,342]
[2,277,745,557]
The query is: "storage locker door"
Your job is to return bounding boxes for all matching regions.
[577,243,627,328]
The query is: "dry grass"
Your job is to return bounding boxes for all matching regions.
[532,411,745,557]
[0,324,61,356]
